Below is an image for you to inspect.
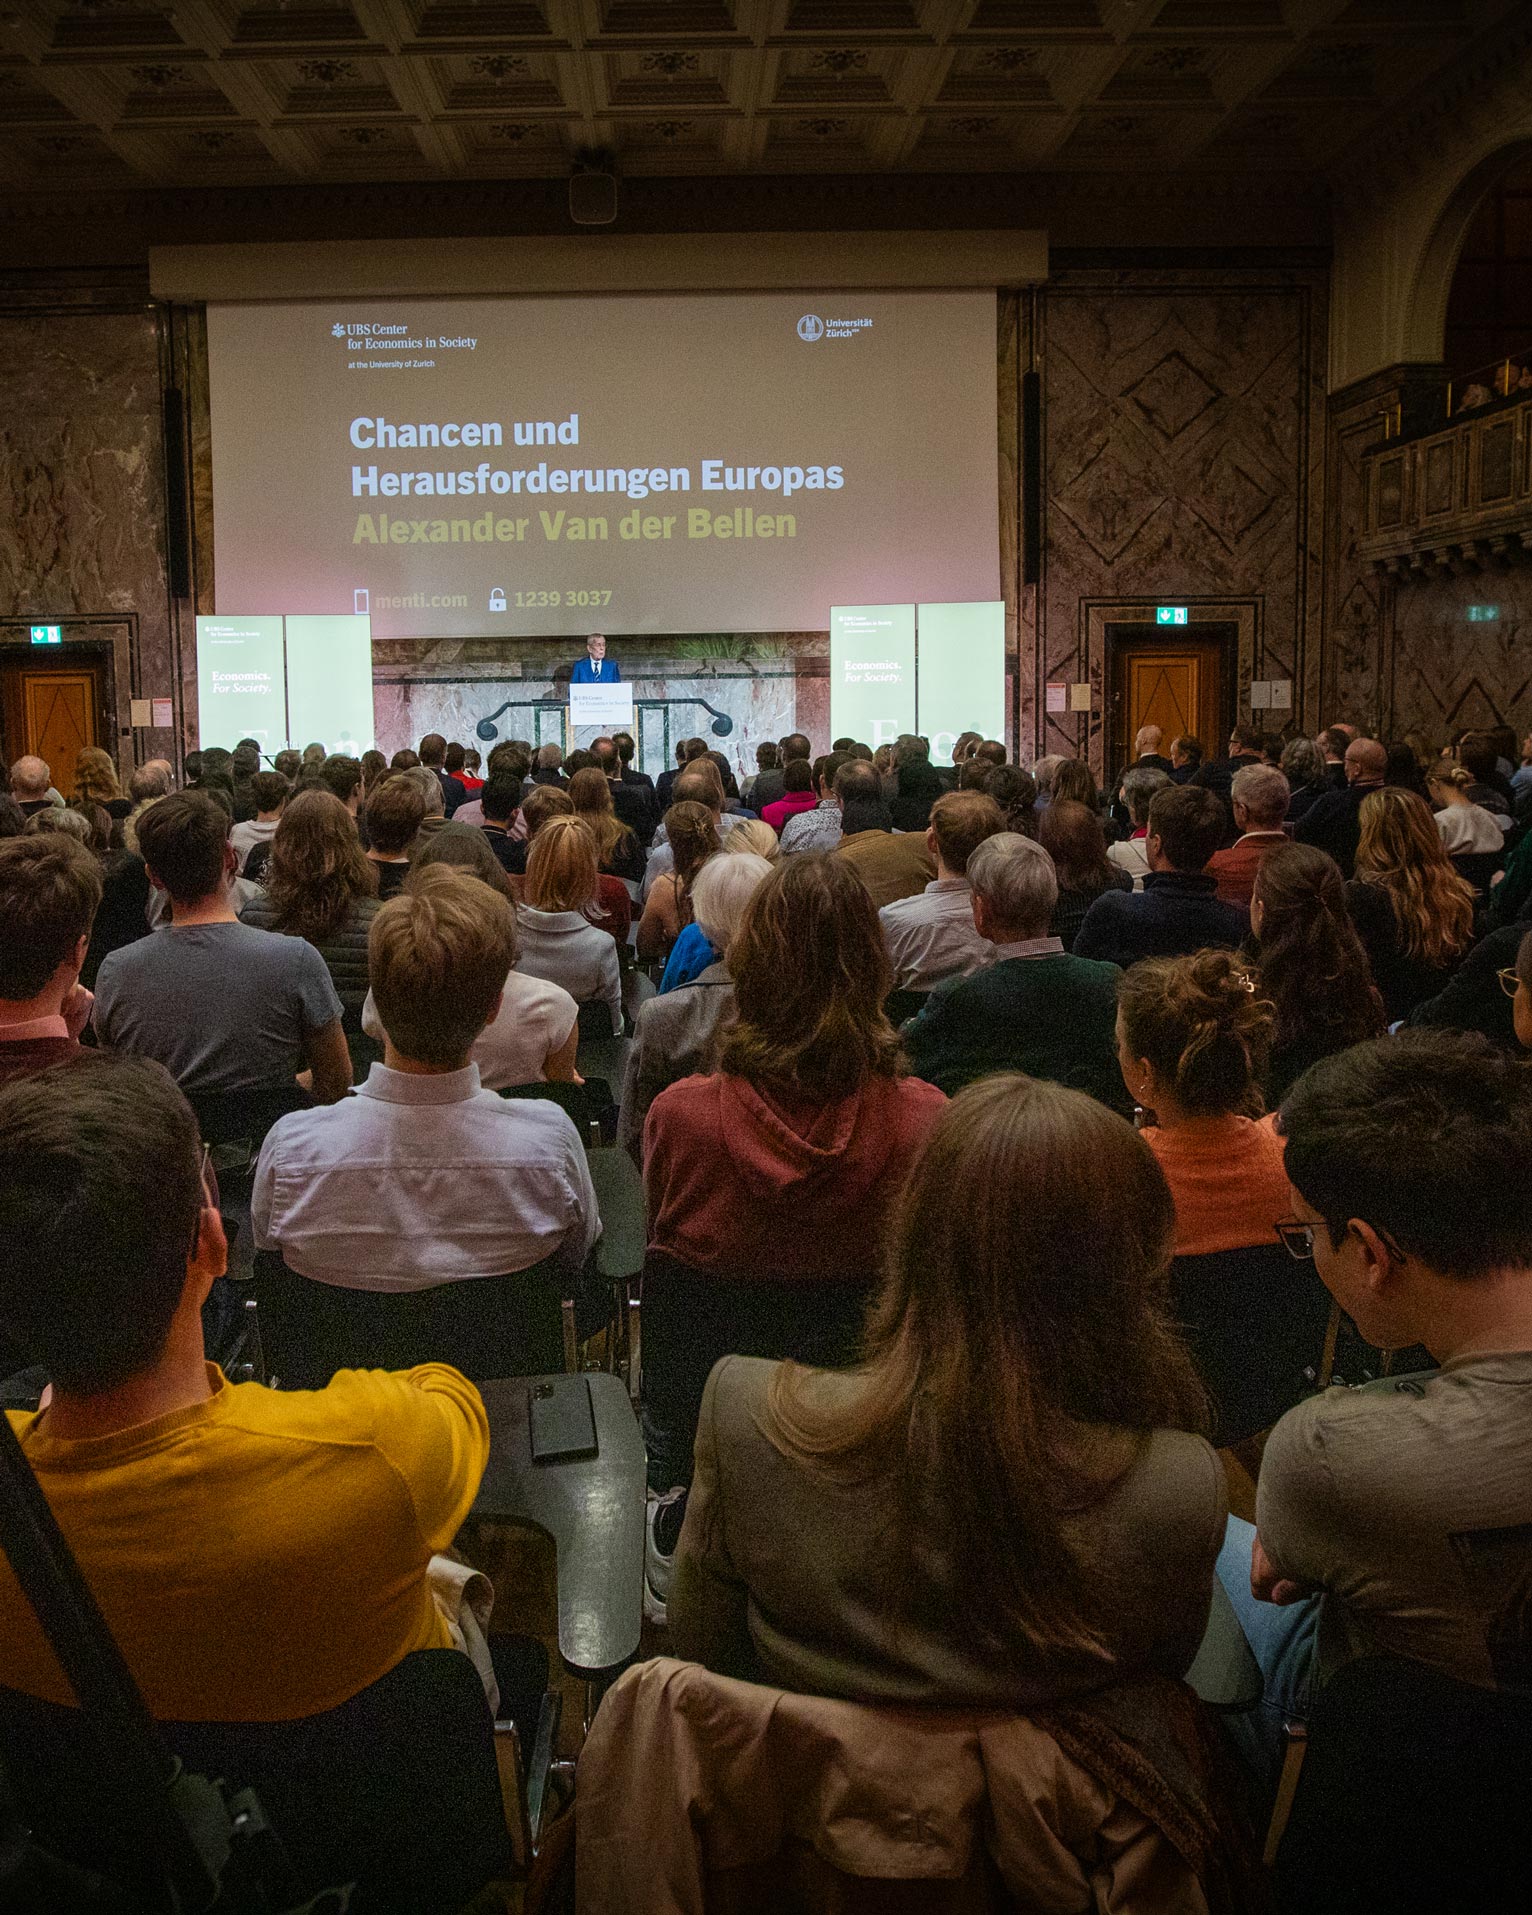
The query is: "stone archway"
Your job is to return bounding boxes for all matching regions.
[1402,138,1532,369]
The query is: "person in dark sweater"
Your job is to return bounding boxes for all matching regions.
[1292,737,1386,878]
[1191,723,1266,814]
[1406,914,1530,1050]
[0,832,102,1083]
[478,773,526,875]
[1074,785,1247,970]
[904,834,1127,1110]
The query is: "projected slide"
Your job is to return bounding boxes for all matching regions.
[829,605,916,748]
[207,293,999,640]
[195,613,377,755]
[194,616,285,750]
[918,601,1005,764]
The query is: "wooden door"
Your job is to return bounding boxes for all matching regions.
[1,660,101,791]
[1108,627,1232,780]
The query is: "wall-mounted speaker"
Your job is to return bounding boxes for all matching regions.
[162,386,192,601]
[1021,368,1041,587]
[569,169,618,227]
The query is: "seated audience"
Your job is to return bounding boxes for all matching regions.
[750,732,809,815]
[530,741,568,791]
[516,816,623,1034]
[637,800,718,965]
[255,866,597,1291]
[656,848,773,996]
[904,834,1126,1109]
[10,754,58,819]
[1075,785,1246,968]
[760,759,819,836]
[1107,764,1169,889]
[418,732,467,813]
[240,789,380,1058]
[592,737,658,847]
[0,834,100,1082]
[319,753,363,816]
[1427,759,1506,856]
[1217,1032,1532,1801]
[1345,788,1476,1021]
[72,745,131,824]
[833,762,936,909]
[879,790,1004,991]
[1281,735,1330,823]
[1457,731,1515,818]
[1206,763,1291,907]
[888,738,946,832]
[93,792,351,1104]
[641,765,740,897]
[477,772,525,873]
[641,854,946,1547]
[740,740,780,809]
[1169,735,1203,784]
[619,852,773,1158]
[720,818,779,861]
[0,1050,491,1721]
[1124,724,1174,779]
[1250,844,1385,1104]
[1191,723,1266,809]
[231,770,288,876]
[1407,911,1531,1049]
[669,1073,1222,1706]
[451,741,528,829]
[1116,950,1289,1256]
[569,765,646,887]
[362,773,428,899]
[1038,799,1131,950]
[1294,736,1387,877]
[983,763,1039,839]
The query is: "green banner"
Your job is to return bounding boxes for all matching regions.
[830,604,916,751]
[916,601,1005,766]
[195,616,286,753]
[284,614,376,755]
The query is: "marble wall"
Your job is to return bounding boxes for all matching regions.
[0,295,177,773]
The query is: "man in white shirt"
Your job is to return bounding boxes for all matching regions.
[254,864,598,1292]
[878,790,1005,992]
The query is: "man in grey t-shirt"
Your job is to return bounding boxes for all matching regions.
[1216,1032,1532,1799]
[92,792,351,1103]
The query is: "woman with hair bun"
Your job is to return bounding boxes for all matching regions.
[1116,949,1289,1256]
[1425,759,1505,857]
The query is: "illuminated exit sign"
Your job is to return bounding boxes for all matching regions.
[29,625,61,645]
[1466,605,1500,622]
[1155,605,1188,625]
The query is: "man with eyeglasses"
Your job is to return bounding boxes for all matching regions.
[1214,1029,1532,1802]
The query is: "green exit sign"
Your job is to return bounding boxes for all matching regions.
[1156,605,1188,625]
[1466,605,1500,622]
[29,625,61,646]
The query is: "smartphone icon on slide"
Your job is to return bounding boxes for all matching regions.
[353,588,370,615]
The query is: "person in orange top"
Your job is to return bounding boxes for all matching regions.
[1115,949,1289,1257]
[0,1050,489,1722]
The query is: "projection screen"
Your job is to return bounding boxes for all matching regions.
[206,292,1000,639]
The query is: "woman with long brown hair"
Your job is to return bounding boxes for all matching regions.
[72,746,130,826]
[568,765,645,885]
[1039,798,1130,950]
[514,814,622,1033]
[240,788,380,1061]
[1250,843,1385,1105]
[636,799,718,963]
[1344,786,1477,1020]
[668,1073,1219,1703]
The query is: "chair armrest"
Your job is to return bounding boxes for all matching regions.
[494,1689,563,1873]
[1186,1576,1263,1713]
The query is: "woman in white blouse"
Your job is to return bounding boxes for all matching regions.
[1427,760,1507,856]
[515,816,624,1035]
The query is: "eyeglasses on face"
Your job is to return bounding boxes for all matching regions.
[1497,967,1524,1001]
[1276,1218,1316,1261]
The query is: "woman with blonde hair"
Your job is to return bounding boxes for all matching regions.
[240,788,380,1060]
[1116,949,1289,1257]
[515,815,622,1033]
[568,765,645,885]
[724,817,781,863]
[1344,786,1477,1020]
[72,746,130,825]
[636,799,718,964]
[1425,758,1505,858]
[668,1074,1220,1704]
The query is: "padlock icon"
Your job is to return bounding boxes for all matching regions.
[488,587,507,612]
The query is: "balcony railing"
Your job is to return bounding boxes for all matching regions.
[1358,389,1532,579]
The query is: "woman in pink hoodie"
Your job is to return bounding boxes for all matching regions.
[641,853,946,1611]
[759,759,821,837]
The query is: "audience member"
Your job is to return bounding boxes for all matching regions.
[641,765,740,898]
[1295,737,1387,877]
[1315,726,1351,790]
[10,755,58,819]
[1039,799,1131,950]
[516,817,623,1033]
[1383,740,1431,803]
[256,866,597,1291]
[1168,735,1203,784]
[231,769,288,876]
[1345,788,1476,1021]
[656,736,705,810]
[1075,785,1246,968]
[983,763,1039,839]
[240,789,381,1060]
[749,733,809,815]
[619,853,773,1157]
[1217,1032,1532,1802]
[1107,764,1169,889]
[740,740,781,808]
[0,1050,493,1719]
[775,752,845,854]
[1125,724,1174,778]
[1407,908,1531,1050]
[721,818,779,862]
[1457,732,1515,817]
[1206,763,1291,907]
[418,732,466,814]
[93,792,351,1104]
[592,737,658,847]
[72,745,131,824]
[669,1074,1221,1707]
[888,738,946,833]
[879,790,1004,991]
[477,772,525,874]
[1192,723,1266,809]
[1049,759,1100,814]
[760,759,819,836]
[904,834,1126,1109]
[833,763,936,909]
[637,800,718,964]
[79,812,150,991]
[0,834,100,1082]
[569,766,645,886]
[1426,760,1505,856]
[1281,735,1330,824]
[360,748,389,796]
[363,773,428,898]
[1250,844,1385,1105]
[1116,950,1289,1257]
[657,846,773,995]
[320,753,364,815]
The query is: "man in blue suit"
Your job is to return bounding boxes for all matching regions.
[570,632,621,683]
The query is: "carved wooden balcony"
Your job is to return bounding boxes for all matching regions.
[1358,393,1532,580]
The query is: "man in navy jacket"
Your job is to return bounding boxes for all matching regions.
[1074,784,1248,969]
[571,632,621,683]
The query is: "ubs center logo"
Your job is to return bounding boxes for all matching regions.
[796,314,825,342]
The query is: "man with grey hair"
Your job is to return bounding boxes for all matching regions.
[903,833,1127,1108]
[10,755,58,819]
[1108,765,1171,891]
[401,764,446,819]
[531,742,568,790]
[1207,763,1291,906]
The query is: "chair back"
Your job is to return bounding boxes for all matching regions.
[1274,1654,1532,1914]
[884,988,931,1028]
[0,1650,510,1914]
[502,1075,617,1144]
[184,1084,312,1153]
[641,1254,875,1484]
[1169,1242,1334,1446]
[251,1251,570,1389]
[1451,848,1505,899]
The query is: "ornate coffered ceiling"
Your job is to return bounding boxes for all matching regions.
[0,0,1520,190]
